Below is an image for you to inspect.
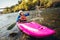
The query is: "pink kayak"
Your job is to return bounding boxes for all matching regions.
[16,22,55,38]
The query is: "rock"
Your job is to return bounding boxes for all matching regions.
[9,33,18,37]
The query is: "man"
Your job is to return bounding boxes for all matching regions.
[17,10,29,23]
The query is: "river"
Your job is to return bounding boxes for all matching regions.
[0,9,60,40]
[0,12,19,40]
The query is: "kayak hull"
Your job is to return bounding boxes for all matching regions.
[17,22,55,38]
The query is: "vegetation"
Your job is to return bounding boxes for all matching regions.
[2,0,60,14]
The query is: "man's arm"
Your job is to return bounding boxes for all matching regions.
[25,13,30,16]
[16,15,20,22]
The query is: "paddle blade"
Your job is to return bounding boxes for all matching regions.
[7,23,16,30]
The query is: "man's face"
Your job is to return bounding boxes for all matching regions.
[20,12,24,16]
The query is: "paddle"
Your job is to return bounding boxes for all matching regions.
[7,17,37,30]
[7,22,16,30]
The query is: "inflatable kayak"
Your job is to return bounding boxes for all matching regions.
[17,22,55,38]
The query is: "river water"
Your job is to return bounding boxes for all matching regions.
[0,11,42,40]
[0,10,60,40]
[0,12,19,39]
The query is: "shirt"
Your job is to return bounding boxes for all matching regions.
[16,13,29,22]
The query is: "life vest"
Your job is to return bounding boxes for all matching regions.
[20,15,27,20]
